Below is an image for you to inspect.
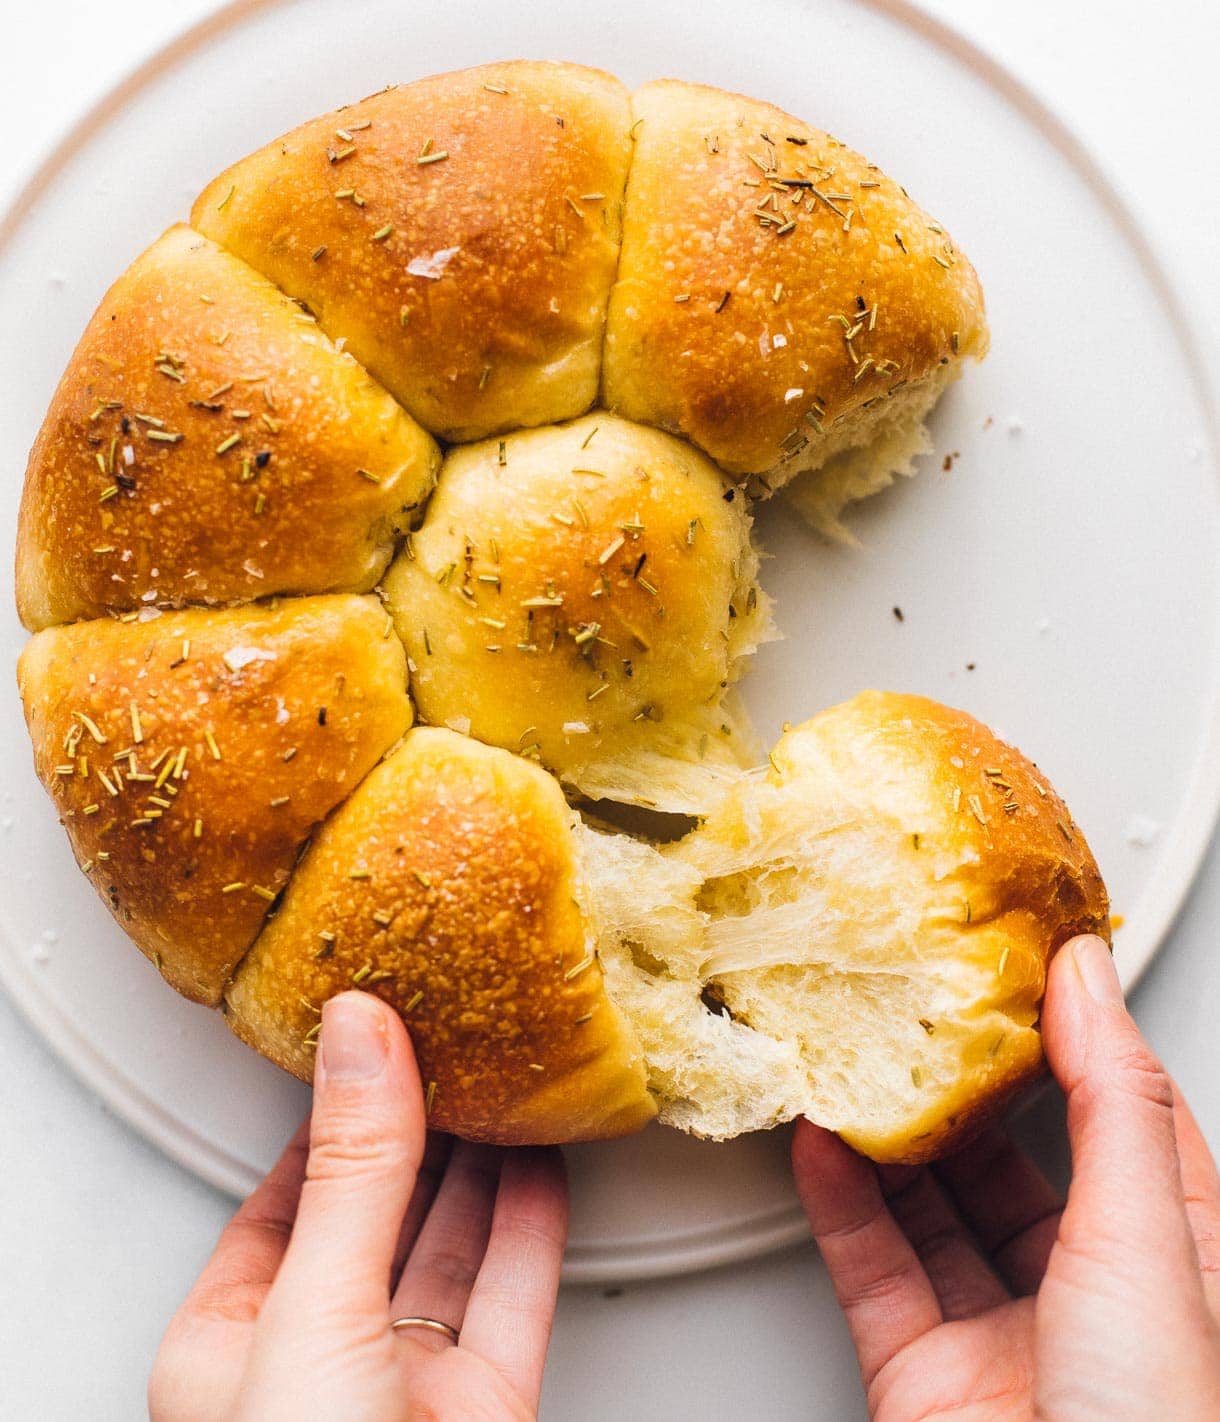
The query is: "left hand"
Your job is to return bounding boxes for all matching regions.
[149,990,569,1422]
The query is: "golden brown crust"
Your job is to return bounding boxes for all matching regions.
[603,81,987,479]
[193,63,632,443]
[16,226,439,631]
[381,414,768,808]
[225,728,656,1144]
[17,596,411,1004]
[770,692,1109,1163]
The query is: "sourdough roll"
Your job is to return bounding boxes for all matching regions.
[16,225,439,631]
[17,597,411,1003]
[603,82,987,535]
[381,413,771,813]
[605,691,1108,1161]
[194,63,632,443]
[225,727,656,1144]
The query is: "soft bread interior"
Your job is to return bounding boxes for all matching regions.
[572,693,1109,1162]
[776,366,953,542]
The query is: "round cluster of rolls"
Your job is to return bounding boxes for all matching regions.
[14,61,1107,1160]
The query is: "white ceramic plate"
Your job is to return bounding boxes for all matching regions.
[1,0,1217,1284]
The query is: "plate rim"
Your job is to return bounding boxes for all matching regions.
[1,0,1216,1284]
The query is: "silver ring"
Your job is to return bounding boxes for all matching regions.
[390,1315,460,1344]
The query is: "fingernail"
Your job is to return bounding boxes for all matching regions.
[320,994,388,1080]
[1072,934,1124,1006]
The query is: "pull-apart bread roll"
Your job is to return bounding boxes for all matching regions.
[226,694,1106,1158]
[595,692,1108,1162]
[16,61,1083,1166]
[16,225,439,631]
[17,597,411,1003]
[382,413,770,813]
[225,727,656,1144]
[603,82,988,537]
[194,62,632,442]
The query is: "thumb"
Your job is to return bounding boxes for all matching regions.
[1042,935,1199,1296]
[269,991,426,1315]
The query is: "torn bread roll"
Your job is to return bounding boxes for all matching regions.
[225,693,1106,1159]
[17,596,411,1003]
[382,413,771,814]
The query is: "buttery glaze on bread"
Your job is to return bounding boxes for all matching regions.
[194,63,632,443]
[11,61,1101,1164]
[603,81,987,532]
[16,225,439,631]
[226,728,656,1143]
[382,413,770,813]
[17,597,411,1003]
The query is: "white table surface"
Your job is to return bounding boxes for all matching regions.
[2,2,1217,1417]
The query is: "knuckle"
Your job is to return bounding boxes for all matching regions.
[307,1117,415,1185]
[839,1256,922,1313]
[496,1208,567,1259]
[1108,1038,1175,1112]
[417,1236,483,1291]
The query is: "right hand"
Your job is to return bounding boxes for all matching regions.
[793,934,1220,1420]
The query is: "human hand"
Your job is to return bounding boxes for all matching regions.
[793,934,1220,1421]
[149,991,568,1422]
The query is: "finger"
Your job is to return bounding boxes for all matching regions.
[148,1119,313,1422]
[270,992,425,1316]
[177,1118,310,1325]
[1042,936,1203,1306]
[391,1133,454,1286]
[934,1127,1064,1294]
[793,1119,941,1393]
[460,1147,570,1412]
[1172,1082,1220,1316]
[876,1163,1009,1319]
[390,1141,504,1348]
